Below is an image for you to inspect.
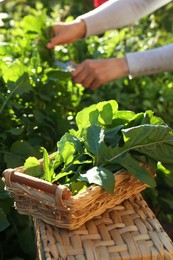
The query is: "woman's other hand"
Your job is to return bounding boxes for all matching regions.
[47,19,86,48]
[71,58,129,89]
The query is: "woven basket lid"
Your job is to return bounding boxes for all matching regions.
[34,193,173,260]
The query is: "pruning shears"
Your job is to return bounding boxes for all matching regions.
[55,60,76,72]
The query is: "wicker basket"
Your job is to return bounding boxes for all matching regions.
[34,193,173,260]
[3,165,153,230]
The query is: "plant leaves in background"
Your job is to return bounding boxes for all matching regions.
[24,157,43,177]
[0,208,9,232]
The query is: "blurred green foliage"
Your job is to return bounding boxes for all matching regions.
[0,0,173,258]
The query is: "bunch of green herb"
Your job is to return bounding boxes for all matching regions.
[24,100,173,195]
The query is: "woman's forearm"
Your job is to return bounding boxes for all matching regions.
[78,0,171,37]
[126,44,173,77]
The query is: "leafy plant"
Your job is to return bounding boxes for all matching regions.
[24,100,173,196]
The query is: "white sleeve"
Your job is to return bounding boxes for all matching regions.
[78,0,172,37]
[126,44,173,77]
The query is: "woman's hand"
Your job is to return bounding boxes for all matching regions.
[71,58,129,89]
[47,19,86,48]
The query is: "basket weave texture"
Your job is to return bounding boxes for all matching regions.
[34,193,173,260]
[4,166,150,230]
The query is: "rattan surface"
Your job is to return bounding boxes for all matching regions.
[3,167,150,230]
[34,194,173,260]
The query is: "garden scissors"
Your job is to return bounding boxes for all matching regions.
[55,60,76,72]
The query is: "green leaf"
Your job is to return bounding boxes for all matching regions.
[79,166,115,194]
[8,73,31,95]
[20,15,44,34]
[4,140,41,168]
[58,133,81,165]
[105,125,173,165]
[118,153,156,188]
[123,125,173,164]
[83,125,108,165]
[52,171,74,183]
[0,208,10,232]
[6,127,24,136]
[42,147,54,182]
[111,111,135,127]
[0,73,31,115]
[76,100,118,132]
[126,110,165,128]
[51,152,63,169]
[24,157,43,177]
[60,133,84,154]
[46,69,71,80]
[99,102,113,125]
[104,125,123,147]
[2,62,25,83]
[69,180,88,195]
[97,100,118,120]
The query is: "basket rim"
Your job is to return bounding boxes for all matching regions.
[3,167,131,199]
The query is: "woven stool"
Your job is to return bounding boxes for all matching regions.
[34,194,173,260]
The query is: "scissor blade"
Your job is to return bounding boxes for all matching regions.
[55,60,76,72]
